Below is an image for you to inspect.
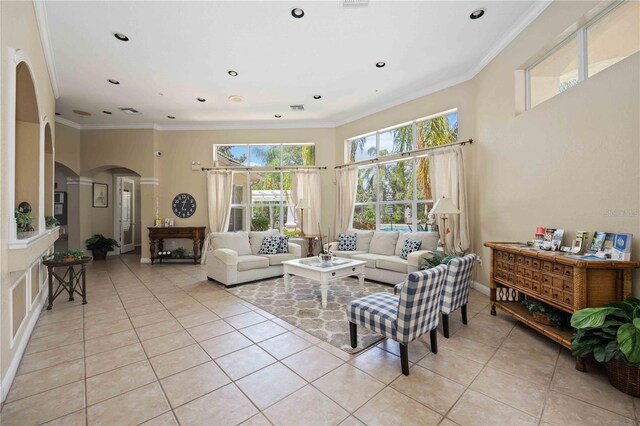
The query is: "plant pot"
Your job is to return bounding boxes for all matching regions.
[92,250,108,260]
[605,358,640,397]
[62,256,76,263]
[532,311,553,326]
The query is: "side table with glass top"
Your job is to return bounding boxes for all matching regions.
[42,256,92,310]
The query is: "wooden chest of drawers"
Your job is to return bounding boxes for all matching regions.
[485,242,640,370]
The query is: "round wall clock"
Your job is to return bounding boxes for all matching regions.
[172,193,196,218]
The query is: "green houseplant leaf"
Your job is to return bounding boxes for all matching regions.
[618,320,640,364]
[570,307,622,329]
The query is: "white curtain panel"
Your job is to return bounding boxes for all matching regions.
[334,165,358,235]
[201,170,234,264]
[291,169,322,235]
[428,145,470,255]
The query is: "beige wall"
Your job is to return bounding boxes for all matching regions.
[1,0,57,391]
[54,123,80,175]
[471,1,640,293]
[15,121,41,228]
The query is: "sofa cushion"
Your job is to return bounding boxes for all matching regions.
[376,256,409,273]
[351,230,374,252]
[237,255,270,271]
[337,233,357,251]
[395,232,439,256]
[332,250,366,259]
[211,231,252,256]
[351,253,381,269]
[249,230,280,255]
[263,253,296,266]
[369,231,399,255]
[259,236,280,254]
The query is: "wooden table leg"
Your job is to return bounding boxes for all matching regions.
[81,263,88,304]
[47,266,54,310]
[67,266,75,301]
[307,238,315,257]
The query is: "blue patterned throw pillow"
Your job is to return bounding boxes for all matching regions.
[259,236,279,254]
[338,233,357,251]
[277,235,289,254]
[400,239,422,260]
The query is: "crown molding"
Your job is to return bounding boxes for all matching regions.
[33,1,60,99]
[55,117,82,129]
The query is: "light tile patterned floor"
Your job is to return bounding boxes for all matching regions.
[1,255,638,426]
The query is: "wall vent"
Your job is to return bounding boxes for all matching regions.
[343,0,369,7]
[118,107,142,115]
[289,104,305,111]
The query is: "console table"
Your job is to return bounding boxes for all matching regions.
[485,242,640,371]
[42,256,92,310]
[148,226,206,264]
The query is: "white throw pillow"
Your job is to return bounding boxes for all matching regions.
[369,231,399,255]
[395,232,439,256]
[210,231,252,255]
[348,230,374,252]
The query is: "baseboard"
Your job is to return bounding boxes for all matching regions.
[1,286,49,403]
[140,257,151,264]
[472,280,490,296]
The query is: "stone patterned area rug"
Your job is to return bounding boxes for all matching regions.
[226,276,394,353]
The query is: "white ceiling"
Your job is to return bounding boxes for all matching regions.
[39,1,548,129]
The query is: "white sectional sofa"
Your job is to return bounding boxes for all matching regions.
[206,230,302,286]
[327,230,440,284]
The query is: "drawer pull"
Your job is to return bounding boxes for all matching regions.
[352,268,356,271]
[332,272,336,276]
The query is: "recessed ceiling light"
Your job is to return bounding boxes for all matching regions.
[167,115,175,119]
[275,114,282,118]
[228,70,238,77]
[73,109,91,116]
[313,95,322,100]
[228,95,244,103]
[102,110,112,114]
[291,7,304,18]
[376,61,386,68]
[108,79,120,85]
[197,97,206,102]
[55,112,60,116]
[113,32,129,41]
[469,8,485,19]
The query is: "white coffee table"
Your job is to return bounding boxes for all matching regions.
[282,257,366,308]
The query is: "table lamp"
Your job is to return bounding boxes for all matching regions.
[430,196,460,255]
[296,199,309,236]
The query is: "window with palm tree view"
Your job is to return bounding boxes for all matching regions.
[214,144,315,232]
[346,109,458,232]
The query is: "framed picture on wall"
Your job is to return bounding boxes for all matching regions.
[93,183,108,208]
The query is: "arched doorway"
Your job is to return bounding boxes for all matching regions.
[15,62,41,234]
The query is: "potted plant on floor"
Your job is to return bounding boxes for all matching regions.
[571,297,640,396]
[86,234,120,260]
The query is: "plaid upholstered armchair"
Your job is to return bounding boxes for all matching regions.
[440,254,477,338]
[346,265,448,376]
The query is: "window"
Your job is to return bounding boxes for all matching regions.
[214,143,315,232]
[346,110,458,232]
[527,1,639,109]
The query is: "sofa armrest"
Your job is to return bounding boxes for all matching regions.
[407,250,438,268]
[327,242,339,252]
[288,243,302,258]
[213,248,238,266]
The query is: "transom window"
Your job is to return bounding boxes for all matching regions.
[527,1,639,109]
[213,144,315,232]
[346,109,458,232]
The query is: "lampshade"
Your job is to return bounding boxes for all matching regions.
[431,196,461,215]
[296,199,309,209]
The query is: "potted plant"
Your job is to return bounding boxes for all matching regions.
[47,250,85,263]
[15,207,34,233]
[45,216,59,229]
[86,234,120,260]
[172,247,186,258]
[571,297,640,396]
[420,252,457,269]
[522,298,569,328]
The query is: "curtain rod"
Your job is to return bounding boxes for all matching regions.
[200,166,327,171]
[335,138,474,169]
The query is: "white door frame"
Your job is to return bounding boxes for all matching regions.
[114,176,136,254]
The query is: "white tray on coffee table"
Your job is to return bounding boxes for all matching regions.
[281,257,366,308]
